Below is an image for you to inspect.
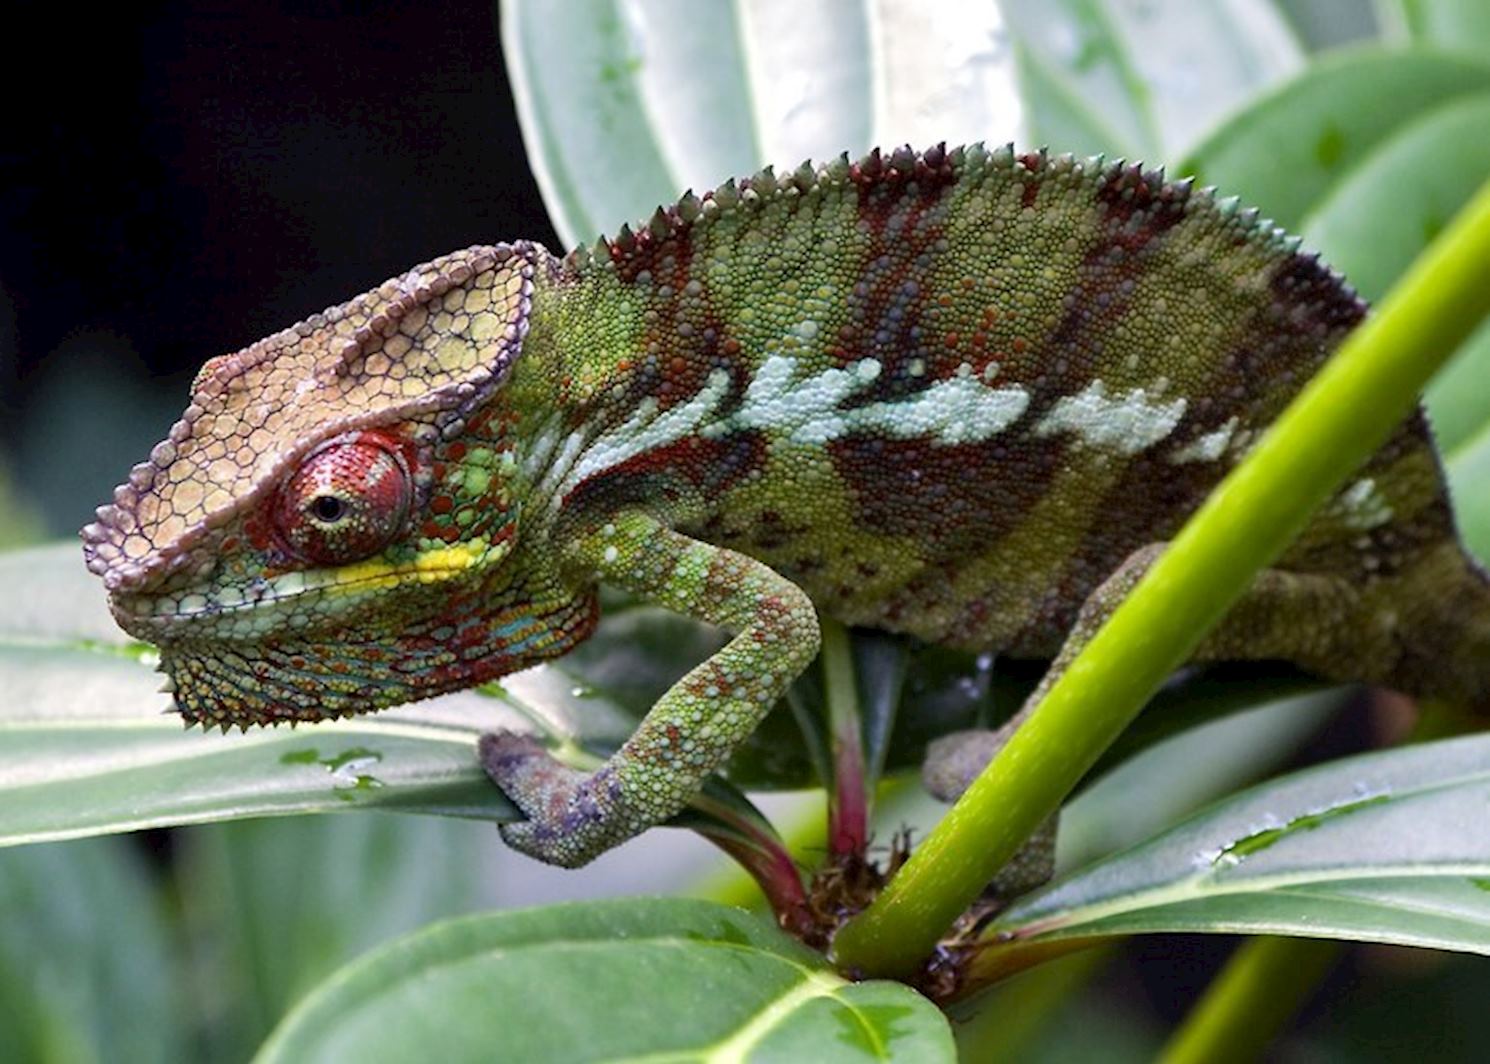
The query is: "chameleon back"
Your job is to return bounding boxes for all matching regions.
[526,146,1478,685]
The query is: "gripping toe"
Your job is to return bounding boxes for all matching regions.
[478,731,617,867]
[922,728,1006,802]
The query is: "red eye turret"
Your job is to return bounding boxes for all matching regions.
[273,437,412,566]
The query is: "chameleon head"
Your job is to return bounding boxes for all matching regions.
[80,243,580,729]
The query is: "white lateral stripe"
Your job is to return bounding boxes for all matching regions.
[563,352,1035,492]
[1035,379,1187,455]
[562,367,733,494]
[723,353,1029,445]
[1169,416,1239,464]
[844,374,1030,444]
[1338,476,1394,530]
[729,354,869,444]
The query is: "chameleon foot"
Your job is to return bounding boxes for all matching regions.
[921,726,1056,898]
[921,728,1007,802]
[478,732,625,868]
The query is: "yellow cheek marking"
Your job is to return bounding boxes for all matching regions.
[411,540,493,580]
[322,538,497,593]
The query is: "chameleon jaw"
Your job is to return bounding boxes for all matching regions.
[106,536,510,646]
[151,561,594,732]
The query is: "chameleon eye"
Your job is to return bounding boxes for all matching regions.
[274,439,411,566]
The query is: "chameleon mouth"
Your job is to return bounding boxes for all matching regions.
[112,563,475,624]
[109,538,507,635]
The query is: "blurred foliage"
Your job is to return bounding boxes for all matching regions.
[0,462,42,550]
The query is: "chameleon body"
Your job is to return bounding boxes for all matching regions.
[84,145,1490,867]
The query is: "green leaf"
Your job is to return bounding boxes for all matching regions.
[178,815,496,1061]
[1385,0,1490,58]
[502,0,1026,250]
[976,734,1490,985]
[1001,0,1302,161]
[1179,48,1490,233]
[1426,318,1490,457]
[1435,317,1490,568]
[1301,92,1490,301]
[256,898,953,1063]
[502,0,746,248]
[0,838,183,1063]
[1013,41,1135,158]
[1446,423,1490,566]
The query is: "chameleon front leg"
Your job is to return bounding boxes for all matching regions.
[922,543,1378,894]
[481,512,821,867]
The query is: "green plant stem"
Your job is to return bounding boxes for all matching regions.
[1158,936,1340,1064]
[821,619,869,856]
[833,175,1490,978]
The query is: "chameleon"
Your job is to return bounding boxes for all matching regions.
[82,144,1490,869]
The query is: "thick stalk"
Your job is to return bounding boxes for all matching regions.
[833,176,1490,977]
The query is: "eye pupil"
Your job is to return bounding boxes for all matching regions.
[275,438,410,566]
[312,495,346,522]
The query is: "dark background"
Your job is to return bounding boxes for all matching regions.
[0,1,554,535]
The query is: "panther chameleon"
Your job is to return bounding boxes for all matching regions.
[82,144,1490,868]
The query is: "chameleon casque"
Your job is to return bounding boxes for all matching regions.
[83,144,1490,869]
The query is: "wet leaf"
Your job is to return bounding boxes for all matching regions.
[974,734,1490,988]
[255,898,954,1063]
[1059,690,1344,870]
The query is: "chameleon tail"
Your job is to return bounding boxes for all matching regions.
[1385,539,1490,715]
